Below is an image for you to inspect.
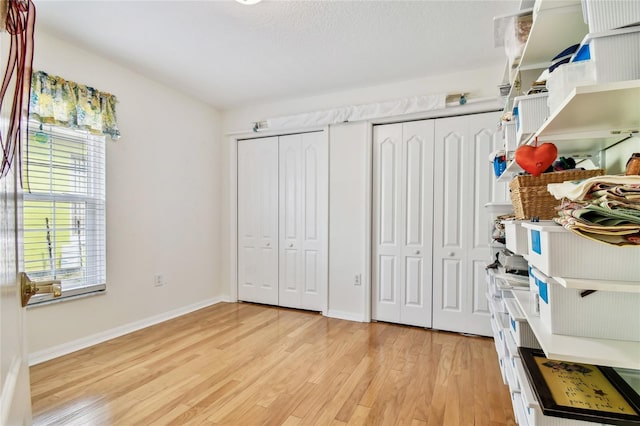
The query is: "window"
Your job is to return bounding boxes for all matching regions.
[22,121,106,304]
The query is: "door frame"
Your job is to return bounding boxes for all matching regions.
[228,125,329,314]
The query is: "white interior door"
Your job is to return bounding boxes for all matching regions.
[432,112,499,336]
[237,137,279,305]
[0,34,32,424]
[278,132,327,311]
[372,120,434,327]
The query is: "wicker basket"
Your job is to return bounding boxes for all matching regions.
[509,169,605,219]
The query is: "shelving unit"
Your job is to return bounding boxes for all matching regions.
[490,0,640,422]
[501,0,589,107]
[511,289,640,370]
[497,80,640,181]
[518,2,588,70]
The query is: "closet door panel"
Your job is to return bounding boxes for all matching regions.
[468,116,496,321]
[373,124,403,323]
[404,136,424,246]
[304,250,319,294]
[279,135,303,308]
[441,258,461,311]
[432,112,500,336]
[279,132,327,311]
[237,137,279,305]
[404,256,423,306]
[300,132,327,310]
[440,132,463,249]
[472,259,488,314]
[373,120,433,327]
[399,120,433,327]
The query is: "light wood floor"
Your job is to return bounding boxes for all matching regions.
[30,302,516,425]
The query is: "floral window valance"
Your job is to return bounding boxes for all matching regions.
[29,70,121,140]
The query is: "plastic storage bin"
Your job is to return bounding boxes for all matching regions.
[572,26,640,84]
[504,331,522,392]
[504,298,541,349]
[582,0,640,33]
[530,267,640,341]
[513,92,549,143]
[504,120,518,156]
[504,220,530,256]
[546,60,595,114]
[521,222,640,281]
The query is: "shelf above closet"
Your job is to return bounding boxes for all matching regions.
[511,289,640,370]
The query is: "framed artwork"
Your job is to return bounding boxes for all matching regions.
[519,347,640,425]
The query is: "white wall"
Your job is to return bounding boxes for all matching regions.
[605,136,639,174]
[223,65,503,133]
[221,64,505,320]
[27,33,225,359]
[327,123,370,322]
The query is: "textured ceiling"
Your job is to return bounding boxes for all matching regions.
[34,0,520,110]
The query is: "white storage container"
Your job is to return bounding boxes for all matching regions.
[504,120,518,156]
[521,222,640,281]
[493,308,510,361]
[513,92,550,143]
[582,0,640,33]
[487,269,500,299]
[528,266,540,316]
[530,267,640,341]
[505,331,522,393]
[546,60,595,114]
[572,26,640,84]
[498,356,508,386]
[504,298,542,349]
[488,291,508,315]
[504,220,530,256]
[511,391,528,425]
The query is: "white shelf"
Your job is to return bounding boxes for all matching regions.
[519,1,588,70]
[552,276,640,293]
[536,80,640,147]
[495,80,640,182]
[511,289,640,369]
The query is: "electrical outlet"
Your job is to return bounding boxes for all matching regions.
[354,274,361,286]
[154,274,164,287]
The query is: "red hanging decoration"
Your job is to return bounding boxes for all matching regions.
[515,137,558,177]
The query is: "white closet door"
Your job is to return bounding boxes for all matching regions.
[237,137,279,305]
[432,112,499,336]
[372,120,434,327]
[279,132,328,311]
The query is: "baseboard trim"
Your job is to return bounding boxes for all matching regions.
[28,297,228,366]
[326,309,368,323]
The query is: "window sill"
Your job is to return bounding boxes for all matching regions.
[26,288,107,309]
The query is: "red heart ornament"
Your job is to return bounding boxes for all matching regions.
[515,143,558,177]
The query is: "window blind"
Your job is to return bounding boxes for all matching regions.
[22,122,106,304]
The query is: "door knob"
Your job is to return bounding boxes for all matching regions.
[20,272,61,307]
[266,242,270,247]
[448,252,455,257]
[415,250,421,255]
[288,243,293,248]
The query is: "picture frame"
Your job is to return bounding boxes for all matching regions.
[518,347,640,425]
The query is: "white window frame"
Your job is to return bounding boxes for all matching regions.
[22,120,106,305]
